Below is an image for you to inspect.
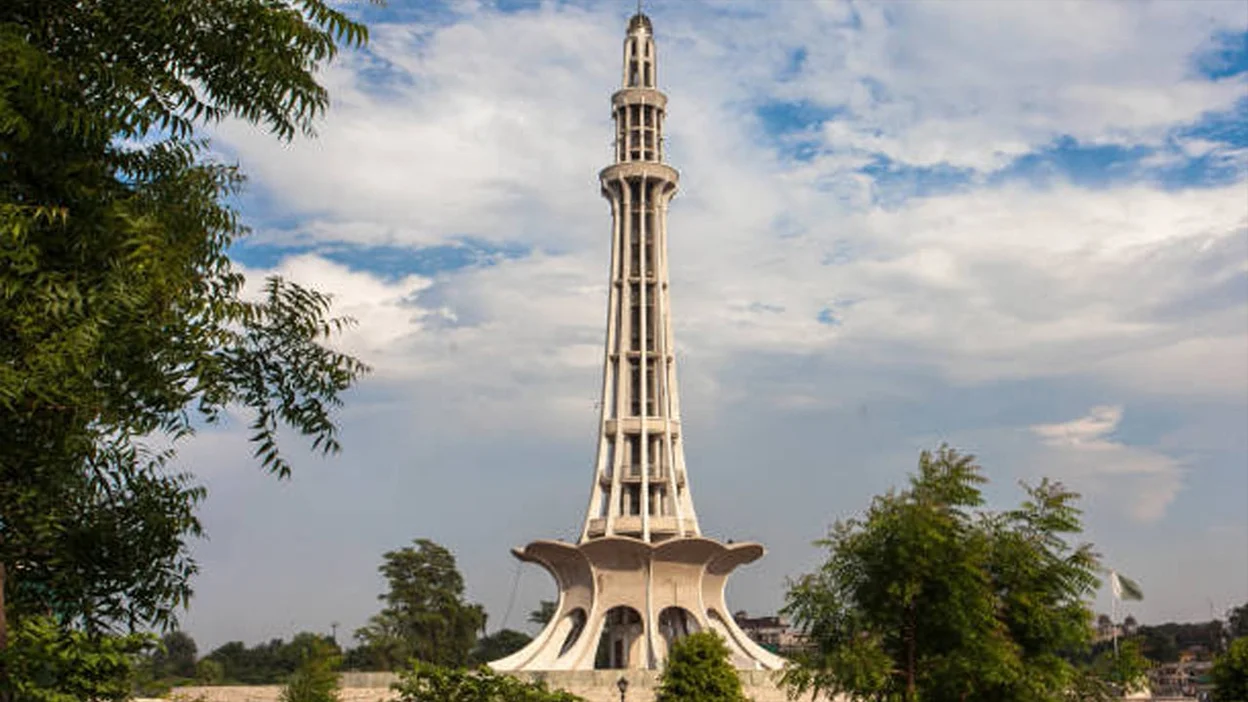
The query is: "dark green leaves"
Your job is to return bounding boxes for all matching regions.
[393,661,586,702]
[1,0,374,646]
[0,616,152,702]
[655,632,749,702]
[781,446,1104,702]
[354,540,488,670]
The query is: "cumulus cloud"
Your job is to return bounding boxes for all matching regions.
[180,0,1248,646]
[1031,405,1185,522]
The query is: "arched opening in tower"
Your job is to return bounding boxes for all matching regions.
[656,606,700,659]
[595,606,644,669]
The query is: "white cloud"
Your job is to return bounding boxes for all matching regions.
[184,0,1248,646]
[1030,405,1185,522]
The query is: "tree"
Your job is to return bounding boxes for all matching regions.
[202,633,339,685]
[280,637,341,702]
[354,539,486,669]
[392,661,585,702]
[781,446,1103,702]
[1137,625,1181,663]
[1122,615,1138,636]
[1,0,374,657]
[472,629,532,664]
[1095,614,1113,639]
[150,630,198,680]
[1213,637,1248,702]
[655,632,748,702]
[1091,638,1151,696]
[195,658,225,685]
[528,601,557,628]
[0,616,150,702]
[1229,604,1248,640]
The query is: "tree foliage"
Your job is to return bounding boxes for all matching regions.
[1213,637,1248,702]
[0,616,150,702]
[472,629,533,665]
[392,662,584,702]
[149,630,198,680]
[528,601,557,627]
[0,0,374,658]
[279,637,341,702]
[1229,604,1248,640]
[1135,619,1225,663]
[195,658,225,685]
[781,446,1103,702]
[655,631,748,702]
[204,633,340,685]
[354,539,487,670]
[1090,639,1151,696]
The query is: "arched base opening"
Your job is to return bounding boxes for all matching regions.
[595,606,644,669]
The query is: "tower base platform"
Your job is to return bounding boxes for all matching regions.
[488,536,786,672]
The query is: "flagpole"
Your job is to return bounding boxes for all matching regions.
[1112,589,1119,656]
[1111,570,1120,657]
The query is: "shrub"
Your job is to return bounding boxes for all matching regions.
[393,661,585,702]
[279,639,341,702]
[656,632,749,702]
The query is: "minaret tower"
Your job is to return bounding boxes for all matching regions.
[490,11,784,673]
[580,10,697,545]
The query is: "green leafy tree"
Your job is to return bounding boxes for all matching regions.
[528,601,558,627]
[392,661,584,702]
[1137,626,1182,663]
[354,539,487,669]
[195,658,225,685]
[1213,637,1248,702]
[0,0,374,660]
[781,446,1103,702]
[1230,604,1248,640]
[1090,638,1151,696]
[150,630,198,680]
[0,616,150,702]
[280,637,341,702]
[655,631,748,702]
[472,629,532,664]
[203,633,338,685]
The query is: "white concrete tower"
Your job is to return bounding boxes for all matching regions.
[490,11,784,674]
[579,10,698,545]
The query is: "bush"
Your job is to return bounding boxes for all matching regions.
[0,616,151,702]
[656,632,749,702]
[279,639,341,702]
[1213,637,1248,702]
[195,658,225,685]
[392,661,585,702]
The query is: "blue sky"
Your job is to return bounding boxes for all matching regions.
[183,0,1248,650]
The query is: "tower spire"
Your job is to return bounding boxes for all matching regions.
[581,4,691,543]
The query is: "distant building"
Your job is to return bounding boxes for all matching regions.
[1151,660,1214,698]
[733,611,809,653]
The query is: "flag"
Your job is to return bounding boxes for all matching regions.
[1110,570,1144,601]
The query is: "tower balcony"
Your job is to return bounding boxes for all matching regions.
[601,161,679,187]
[606,418,680,435]
[583,516,686,539]
[599,469,686,488]
[612,87,668,111]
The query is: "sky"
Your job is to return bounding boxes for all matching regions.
[178,0,1248,651]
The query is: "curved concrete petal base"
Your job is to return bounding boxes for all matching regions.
[489,537,786,672]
